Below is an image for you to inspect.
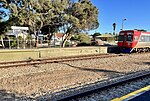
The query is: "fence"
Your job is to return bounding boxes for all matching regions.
[0,40,67,49]
[0,40,48,49]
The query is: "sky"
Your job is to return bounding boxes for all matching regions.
[2,0,150,35]
[89,0,150,34]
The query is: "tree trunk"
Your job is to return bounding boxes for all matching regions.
[62,37,68,48]
[61,33,72,47]
[36,20,43,48]
[36,33,38,48]
[61,26,73,47]
[48,33,53,47]
[1,36,5,48]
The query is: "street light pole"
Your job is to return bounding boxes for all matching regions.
[122,19,127,30]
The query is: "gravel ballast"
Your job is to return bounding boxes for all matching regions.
[0,53,150,100]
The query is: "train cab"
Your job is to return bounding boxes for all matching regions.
[118,30,133,53]
[117,30,141,53]
[118,30,150,53]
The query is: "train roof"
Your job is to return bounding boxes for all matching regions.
[120,30,150,34]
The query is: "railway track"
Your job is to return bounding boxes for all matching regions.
[37,69,150,101]
[0,51,149,69]
[0,53,119,68]
[62,71,150,101]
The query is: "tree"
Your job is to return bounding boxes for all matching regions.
[1,0,61,47]
[61,0,99,47]
[0,0,10,35]
[1,0,99,48]
[70,34,79,41]
[70,33,91,46]
[78,33,91,44]
[0,19,13,48]
[0,0,8,21]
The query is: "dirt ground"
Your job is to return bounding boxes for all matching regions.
[0,53,150,100]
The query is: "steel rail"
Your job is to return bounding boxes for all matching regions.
[0,52,149,69]
[0,54,118,69]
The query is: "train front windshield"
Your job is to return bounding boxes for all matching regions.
[118,35,124,41]
[127,35,133,42]
[118,35,133,42]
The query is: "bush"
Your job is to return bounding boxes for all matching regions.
[65,41,70,47]
[11,40,17,47]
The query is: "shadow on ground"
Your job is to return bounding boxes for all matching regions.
[59,62,124,75]
[0,89,34,101]
[143,62,150,65]
[134,62,150,66]
[35,62,126,100]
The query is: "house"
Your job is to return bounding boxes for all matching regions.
[6,30,15,37]
[51,33,66,46]
[96,34,115,41]
[96,34,116,45]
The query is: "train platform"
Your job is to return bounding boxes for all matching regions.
[130,90,150,101]
[0,46,117,61]
[112,85,150,101]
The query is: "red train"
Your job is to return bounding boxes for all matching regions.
[117,30,150,53]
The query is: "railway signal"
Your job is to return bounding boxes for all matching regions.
[113,23,116,35]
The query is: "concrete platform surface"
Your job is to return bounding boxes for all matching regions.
[130,90,150,101]
[0,46,117,61]
[112,85,150,101]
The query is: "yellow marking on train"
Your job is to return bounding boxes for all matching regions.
[111,85,150,101]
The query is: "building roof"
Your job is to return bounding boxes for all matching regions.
[55,33,64,38]
[96,34,114,38]
[6,30,15,36]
